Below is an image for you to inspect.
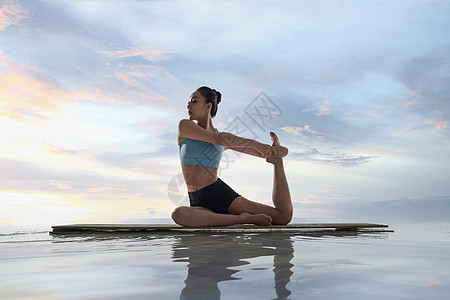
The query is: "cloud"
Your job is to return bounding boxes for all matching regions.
[41,141,83,157]
[84,50,177,106]
[0,2,30,31]
[48,180,73,190]
[96,47,179,104]
[0,71,70,122]
[1,5,180,112]
[0,47,174,124]
[0,52,77,122]
[0,157,161,203]
[401,100,422,111]
[102,65,176,104]
[301,98,332,116]
[289,147,376,167]
[420,280,442,287]
[281,125,323,139]
[86,186,128,193]
[428,119,448,130]
[395,118,448,135]
[395,53,450,120]
[98,46,173,62]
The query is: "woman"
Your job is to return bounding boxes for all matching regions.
[171,86,292,226]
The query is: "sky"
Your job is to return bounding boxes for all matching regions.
[0,0,449,229]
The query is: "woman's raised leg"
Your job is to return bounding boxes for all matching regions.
[228,132,293,225]
[268,132,292,219]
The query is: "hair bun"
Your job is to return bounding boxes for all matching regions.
[213,89,222,104]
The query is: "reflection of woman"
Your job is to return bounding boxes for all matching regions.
[172,233,294,300]
[171,86,292,226]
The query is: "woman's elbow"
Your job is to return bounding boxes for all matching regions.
[216,132,228,146]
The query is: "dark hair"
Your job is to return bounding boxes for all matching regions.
[196,86,222,118]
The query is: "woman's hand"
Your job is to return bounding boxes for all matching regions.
[255,143,277,158]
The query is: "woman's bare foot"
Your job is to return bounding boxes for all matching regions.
[267,132,287,164]
[239,212,272,226]
[270,132,288,157]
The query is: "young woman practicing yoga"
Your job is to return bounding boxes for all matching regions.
[171,86,292,226]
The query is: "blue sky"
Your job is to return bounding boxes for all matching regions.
[0,0,449,228]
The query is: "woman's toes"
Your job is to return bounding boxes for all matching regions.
[270,132,280,146]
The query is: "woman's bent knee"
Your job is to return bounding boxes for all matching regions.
[171,206,191,226]
[273,213,293,225]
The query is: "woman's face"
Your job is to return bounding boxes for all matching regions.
[187,91,210,120]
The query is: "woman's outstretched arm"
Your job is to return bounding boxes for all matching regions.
[225,144,268,158]
[217,131,274,157]
[225,132,288,158]
[179,119,274,157]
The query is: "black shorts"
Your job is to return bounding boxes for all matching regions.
[188,178,240,214]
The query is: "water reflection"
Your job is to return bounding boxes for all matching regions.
[49,230,391,299]
[171,233,294,300]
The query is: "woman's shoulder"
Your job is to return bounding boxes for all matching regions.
[178,119,218,145]
[179,118,192,124]
[178,119,201,144]
[178,119,196,129]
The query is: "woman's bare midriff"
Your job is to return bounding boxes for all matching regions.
[181,164,219,192]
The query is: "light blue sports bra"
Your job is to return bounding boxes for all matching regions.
[179,129,224,168]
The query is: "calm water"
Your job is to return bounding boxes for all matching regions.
[1,222,450,299]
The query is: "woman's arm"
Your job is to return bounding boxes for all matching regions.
[225,145,267,158]
[178,119,217,143]
[178,119,274,157]
[219,132,274,157]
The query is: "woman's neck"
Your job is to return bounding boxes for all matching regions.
[197,116,214,131]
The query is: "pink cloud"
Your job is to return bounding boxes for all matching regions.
[0,53,76,122]
[86,186,128,193]
[41,142,82,157]
[128,64,178,81]
[0,50,172,122]
[316,100,331,116]
[0,2,31,31]
[427,118,448,130]
[395,118,448,135]
[48,180,73,190]
[301,98,331,116]
[402,100,421,111]
[281,125,322,138]
[99,46,173,62]
[0,71,71,122]
[420,280,441,287]
[114,71,147,90]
